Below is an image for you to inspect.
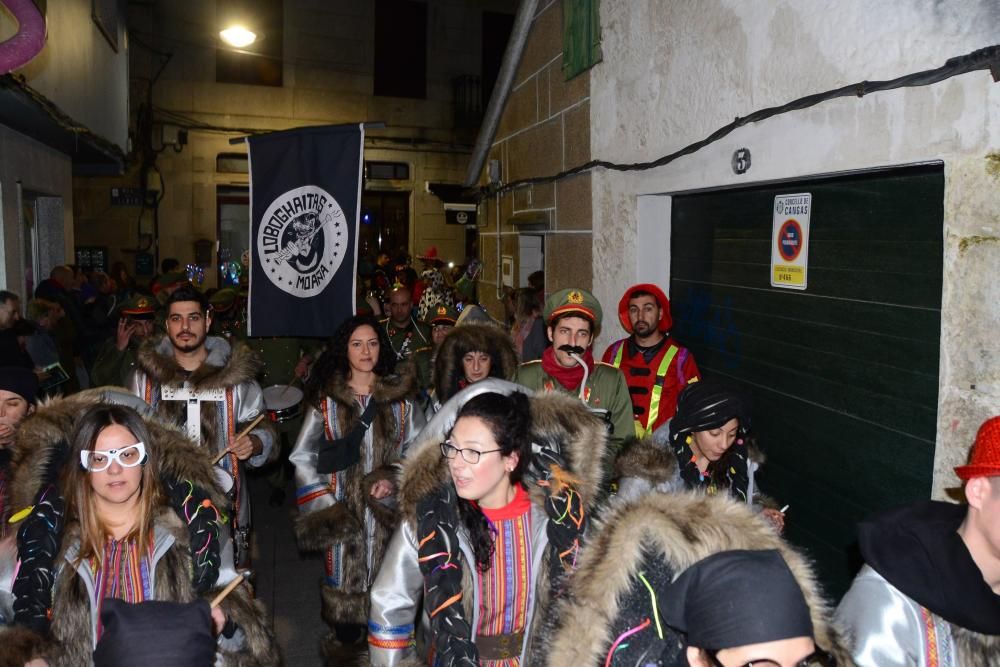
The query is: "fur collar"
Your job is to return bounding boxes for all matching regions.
[433,324,519,402]
[545,492,854,665]
[320,360,418,409]
[8,388,229,512]
[397,385,608,524]
[136,335,260,389]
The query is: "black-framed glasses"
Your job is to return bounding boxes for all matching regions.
[706,647,836,667]
[439,441,503,465]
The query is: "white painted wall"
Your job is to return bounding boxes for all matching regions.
[588,0,1000,495]
[0,125,74,294]
[11,0,131,151]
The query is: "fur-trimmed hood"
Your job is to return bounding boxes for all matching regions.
[317,360,417,411]
[136,335,260,389]
[397,378,608,524]
[545,492,854,666]
[433,324,519,403]
[8,388,228,512]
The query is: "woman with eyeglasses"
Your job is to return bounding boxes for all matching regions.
[367,381,610,666]
[1,394,276,666]
[290,314,424,659]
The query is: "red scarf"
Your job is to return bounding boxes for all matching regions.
[541,346,595,391]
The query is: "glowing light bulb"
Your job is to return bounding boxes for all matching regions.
[220,26,257,48]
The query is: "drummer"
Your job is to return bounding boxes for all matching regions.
[242,290,323,507]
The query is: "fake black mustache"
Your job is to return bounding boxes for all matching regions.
[557,344,586,355]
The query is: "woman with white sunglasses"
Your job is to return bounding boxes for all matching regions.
[1,397,277,666]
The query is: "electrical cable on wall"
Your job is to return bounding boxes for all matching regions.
[482,44,1000,198]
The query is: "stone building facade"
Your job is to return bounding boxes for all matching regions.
[73,0,513,289]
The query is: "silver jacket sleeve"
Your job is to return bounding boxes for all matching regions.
[289,405,336,513]
[367,520,424,666]
[835,565,925,667]
[235,380,273,468]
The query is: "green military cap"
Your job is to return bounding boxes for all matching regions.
[120,294,157,320]
[429,304,459,327]
[209,287,239,313]
[543,288,603,335]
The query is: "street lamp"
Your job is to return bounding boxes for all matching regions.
[219,25,257,48]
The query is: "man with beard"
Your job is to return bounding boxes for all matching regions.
[515,288,633,469]
[602,284,700,438]
[91,295,158,386]
[127,285,273,565]
[380,285,431,361]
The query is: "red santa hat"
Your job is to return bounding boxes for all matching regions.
[617,283,672,334]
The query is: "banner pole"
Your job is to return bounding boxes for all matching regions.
[229,121,386,145]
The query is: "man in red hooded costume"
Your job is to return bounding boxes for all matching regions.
[601,283,700,438]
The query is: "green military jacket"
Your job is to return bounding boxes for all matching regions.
[379,318,432,361]
[514,359,634,465]
[410,345,435,392]
[247,336,322,387]
[90,338,141,387]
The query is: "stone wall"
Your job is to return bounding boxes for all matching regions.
[587,0,1000,495]
[479,0,592,318]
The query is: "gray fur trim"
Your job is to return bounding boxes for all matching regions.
[322,634,369,666]
[614,438,677,484]
[294,502,362,552]
[953,624,1000,667]
[545,492,854,666]
[320,584,369,626]
[397,390,610,524]
[321,362,417,410]
[216,582,282,667]
[433,324,519,403]
[137,335,262,391]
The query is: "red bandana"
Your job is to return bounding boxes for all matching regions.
[541,346,595,391]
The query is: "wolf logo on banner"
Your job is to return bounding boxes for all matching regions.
[247,123,363,337]
[257,185,347,297]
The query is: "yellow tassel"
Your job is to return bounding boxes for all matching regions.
[8,505,34,524]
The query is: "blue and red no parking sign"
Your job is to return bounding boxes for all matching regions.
[770,194,811,289]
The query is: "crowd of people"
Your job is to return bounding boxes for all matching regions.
[0,247,997,666]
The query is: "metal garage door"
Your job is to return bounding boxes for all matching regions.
[669,164,943,597]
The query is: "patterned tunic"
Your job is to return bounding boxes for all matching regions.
[477,485,533,667]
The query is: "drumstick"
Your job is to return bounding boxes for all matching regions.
[214,413,266,464]
[211,570,250,608]
[278,375,302,399]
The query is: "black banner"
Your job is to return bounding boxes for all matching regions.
[247,124,363,336]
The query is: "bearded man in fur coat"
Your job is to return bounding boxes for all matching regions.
[126,285,274,565]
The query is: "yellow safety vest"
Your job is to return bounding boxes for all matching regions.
[612,341,682,438]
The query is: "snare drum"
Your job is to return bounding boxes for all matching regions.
[263,384,304,423]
